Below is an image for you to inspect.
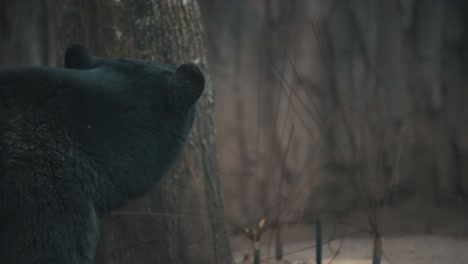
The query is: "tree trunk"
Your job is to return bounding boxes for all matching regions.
[317,0,468,208]
[0,0,55,68]
[54,1,232,264]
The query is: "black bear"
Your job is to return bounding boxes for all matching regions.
[0,44,204,264]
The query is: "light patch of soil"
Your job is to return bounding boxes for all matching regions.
[231,201,468,263]
[234,236,468,264]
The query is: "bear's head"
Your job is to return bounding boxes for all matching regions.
[64,43,204,115]
[57,44,205,201]
[61,43,204,138]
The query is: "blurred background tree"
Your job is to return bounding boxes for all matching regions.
[0,0,55,67]
[199,0,468,222]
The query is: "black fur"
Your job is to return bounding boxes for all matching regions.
[0,44,204,264]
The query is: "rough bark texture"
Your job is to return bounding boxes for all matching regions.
[54,1,232,264]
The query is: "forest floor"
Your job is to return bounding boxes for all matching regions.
[231,200,468,263]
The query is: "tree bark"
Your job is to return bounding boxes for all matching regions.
[54,1,232,264]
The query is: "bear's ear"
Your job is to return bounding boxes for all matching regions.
[169,63,205,109]
[65,43,95,69]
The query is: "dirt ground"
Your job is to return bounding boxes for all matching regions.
[241,236,468,263]
[231,200,468,263]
